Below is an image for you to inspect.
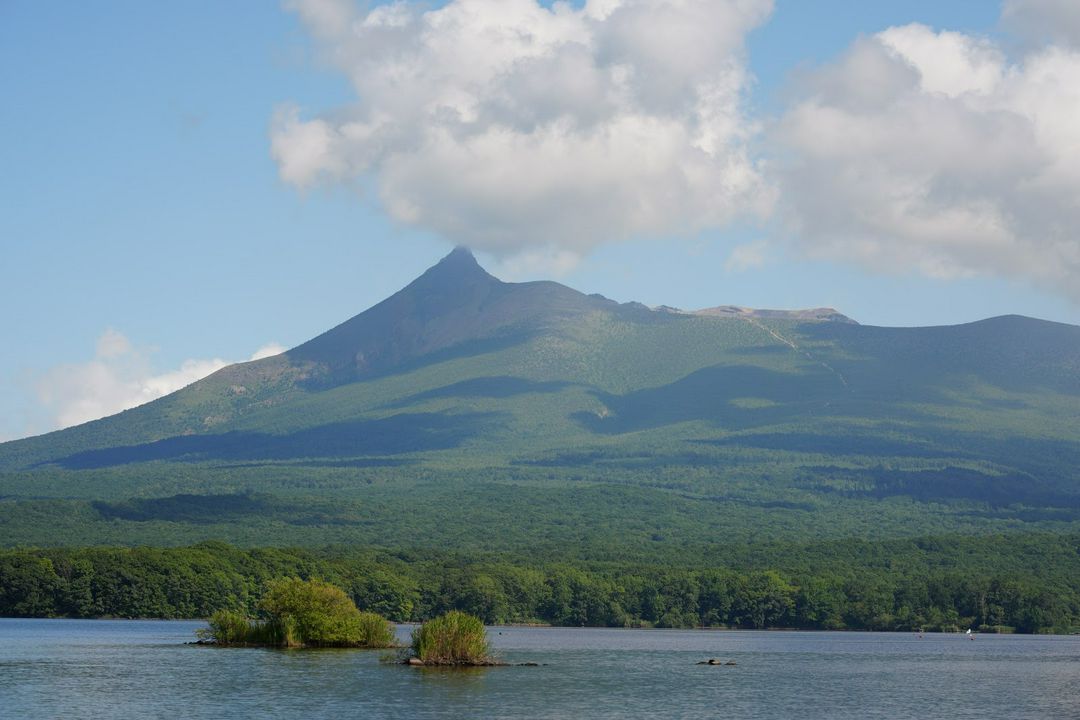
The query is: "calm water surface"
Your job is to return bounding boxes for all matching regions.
[1,619,1077,719]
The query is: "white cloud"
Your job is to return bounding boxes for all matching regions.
[249,342,288,361]
[877,25,1005,97]
[273,0,1080,302]
[772,21,1080,298]
[274,0,775,263]
[34,331,283,432]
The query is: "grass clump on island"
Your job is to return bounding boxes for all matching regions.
[407,610,494,666]
[197,577,395,648]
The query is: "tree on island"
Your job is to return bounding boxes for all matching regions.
[198,577,395,648]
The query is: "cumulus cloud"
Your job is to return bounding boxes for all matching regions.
[772,20,1080,298]
[35,331,283,432]
[275,0,1080,302]
[273,0,775,261]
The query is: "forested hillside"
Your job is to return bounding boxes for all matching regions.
[1,249,1078,558]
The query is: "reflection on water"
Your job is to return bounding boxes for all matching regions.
[0,620,1077,719]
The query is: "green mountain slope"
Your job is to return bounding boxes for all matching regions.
[2,249,1079,551]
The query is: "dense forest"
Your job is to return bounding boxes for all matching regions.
[2,534,1078,634]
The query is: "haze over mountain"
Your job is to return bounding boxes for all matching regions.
[1,248,1078,553]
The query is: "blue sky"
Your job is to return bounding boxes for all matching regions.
[2,0,1078,440]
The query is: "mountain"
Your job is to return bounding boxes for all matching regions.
[1,248,1079,553]
[289,246,622,382]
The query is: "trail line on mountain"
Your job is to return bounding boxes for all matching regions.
[743,317,850,388]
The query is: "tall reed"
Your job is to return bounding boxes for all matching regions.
[410,611,492,665]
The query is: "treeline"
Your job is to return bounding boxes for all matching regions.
[1,537,1078,633]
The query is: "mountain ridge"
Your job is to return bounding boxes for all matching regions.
[1,248,1078,551]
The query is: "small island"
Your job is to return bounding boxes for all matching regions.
[196,577,395,649]
[405,610,495,666]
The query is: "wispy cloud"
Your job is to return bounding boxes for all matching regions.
[249,342,287,361]
[273,0,775,265]
[33,330,283,433]
[724,240,768,273]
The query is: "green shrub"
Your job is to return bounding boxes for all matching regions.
[198,577,395,648]
[410,610,492,665]
[260,577,357,647]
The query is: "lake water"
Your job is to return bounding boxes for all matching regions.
[1,619,1078,719]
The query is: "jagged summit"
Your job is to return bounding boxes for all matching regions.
[446,245,477,262]
[412,246,497,290]
[284,247,603,384]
